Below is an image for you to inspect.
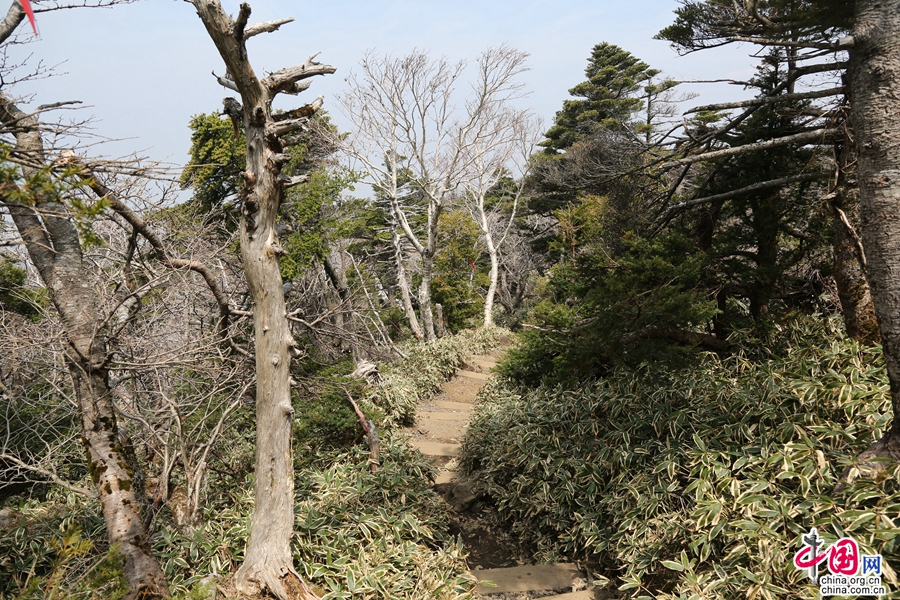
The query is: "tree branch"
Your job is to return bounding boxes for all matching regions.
[232,2,250,43]
[263,53,336,96]
[728,35,852,50]
[244,17,293,39]
[622,327,729,352]
[661,129,836,169]
[212,70,239,92]
[0,1,25,46]
[684,86,844,114]
[659,171,833,219]
[83,176,234,334]
[0,452,97,498]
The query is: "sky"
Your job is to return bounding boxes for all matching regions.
[5,0,760,171]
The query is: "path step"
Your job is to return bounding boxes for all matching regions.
[419,411,470,421]
[539,592,594,600]
[434,400,474,411]
[433,470,457,484]
[472,358,497,369]
[411,441,460,457]
[457,369,490,381]
[472,563,582,594]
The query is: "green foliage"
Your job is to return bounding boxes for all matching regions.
[149,437,473,599]
[0,258,44,319]
[0,493,126,599]
[431,211,489,332]
[373,327,508,426]
[657,1,853,54]
[541,42,658,153]
[462,316,900,598]
[503,196,716,385]
[179,112,245,215]
[292,358,380,453]
[280,168,358,281]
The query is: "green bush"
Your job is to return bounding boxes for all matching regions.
[293,358,380,454]
[498,229,717,387]
[0,258,46,320]
[461,315,900,599]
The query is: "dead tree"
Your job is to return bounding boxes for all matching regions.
[454,49,541,326]
[336,47,533,340]
[188,2,334,598]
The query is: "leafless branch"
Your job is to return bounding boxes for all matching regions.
[661,129,837,169]
[684,86,843,114]
[659,171,833,220]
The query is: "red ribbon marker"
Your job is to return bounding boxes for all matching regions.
[20,0,37,36]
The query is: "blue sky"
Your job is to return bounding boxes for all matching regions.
[8,0,758,168]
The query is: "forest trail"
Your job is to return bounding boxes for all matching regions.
[402,348,599,600]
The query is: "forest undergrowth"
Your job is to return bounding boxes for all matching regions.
[462,315,900,599]
[5,317,900,600]
[0,328,507,600]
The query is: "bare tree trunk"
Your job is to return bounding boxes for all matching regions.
[849,0,900,459]
[323,253,351,352]
[434,303,446,337]
[0,93,169,600]
[418,253,437,341]
[832,135,879,344]
[189,2,334,598]
[484,234,499,327]
[390,212,422,338]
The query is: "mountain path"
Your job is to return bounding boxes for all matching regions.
[402,348,605,600]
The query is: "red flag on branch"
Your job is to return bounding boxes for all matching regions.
[20,0,37,36]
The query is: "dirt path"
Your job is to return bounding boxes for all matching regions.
[402,348,601,600]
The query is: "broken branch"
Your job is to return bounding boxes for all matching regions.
[263,53,336,96]
[244,17,294,39]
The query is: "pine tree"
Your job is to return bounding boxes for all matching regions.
[540,42,658,153]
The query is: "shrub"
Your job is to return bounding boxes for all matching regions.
[293,358,380,455]
[461,315,900,599]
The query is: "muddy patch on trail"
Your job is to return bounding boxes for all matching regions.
[446,499,525,570]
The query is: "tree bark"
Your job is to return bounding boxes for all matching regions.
[849,0,900,459]
[483,225,499,328]
[189,2,333,598]
[389,209,422,339]
[832,135,880,345]
[418,252,437,341]
[0,92,169,599]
